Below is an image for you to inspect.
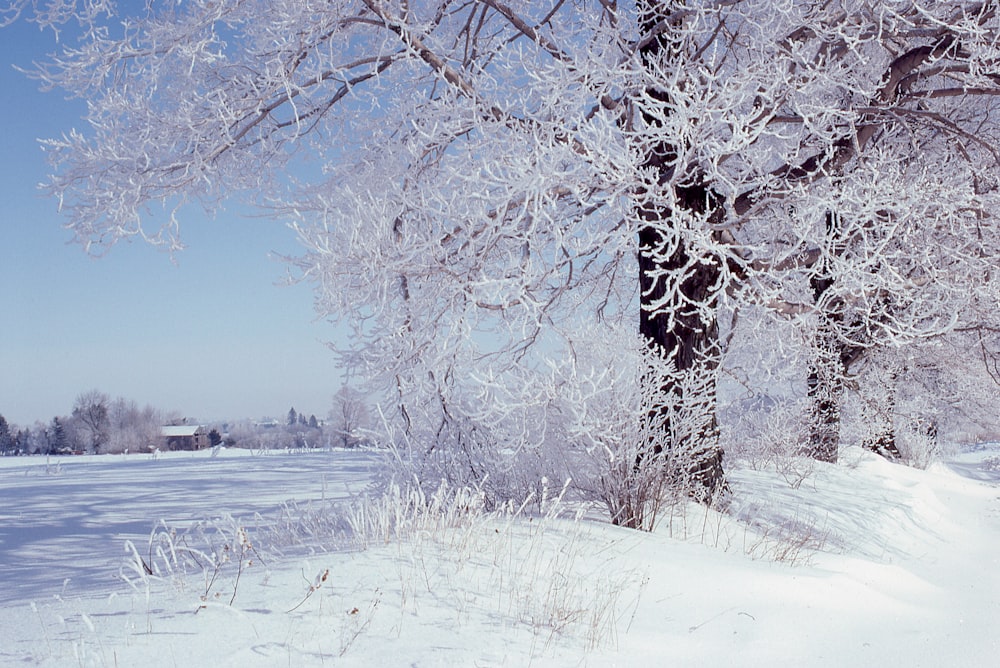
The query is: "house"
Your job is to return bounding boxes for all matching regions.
[161,425,210,451]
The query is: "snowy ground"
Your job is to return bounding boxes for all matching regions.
[0,445,998,666]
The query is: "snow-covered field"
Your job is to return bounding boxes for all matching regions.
[1,445,998,666]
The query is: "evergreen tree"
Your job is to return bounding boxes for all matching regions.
[51,417,67,454]
[0,414,13,454]
[15,429,29,455]
[287,407,297,427]
[208,428,222,447]
[308,415,319,430]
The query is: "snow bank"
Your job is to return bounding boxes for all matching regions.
[1,446,998,666]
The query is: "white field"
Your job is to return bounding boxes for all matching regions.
[0,445,998,666]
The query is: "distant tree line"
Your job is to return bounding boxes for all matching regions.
[2,385,374,456]
[224,387,371,451]
[1,390,162,455]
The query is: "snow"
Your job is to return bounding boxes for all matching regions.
[1,446,998,666]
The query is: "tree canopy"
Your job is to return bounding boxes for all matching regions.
[7,0,1000,525]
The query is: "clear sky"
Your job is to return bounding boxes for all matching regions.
[0,19,345,427]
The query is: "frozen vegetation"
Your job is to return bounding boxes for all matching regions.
[3,3,1000,664]
[6,0,1000,514]
[1,444,998,666]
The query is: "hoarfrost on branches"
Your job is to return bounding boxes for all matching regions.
[8,0,1000,522]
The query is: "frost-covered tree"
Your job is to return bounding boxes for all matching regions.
[7,1,1000,517]
[23,421,49,455]
[329,386,369,449]
[105,397,162,454]
[72,389,110,454]
[856,325,1000,460]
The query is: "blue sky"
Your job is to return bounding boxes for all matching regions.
[0,19,344,426]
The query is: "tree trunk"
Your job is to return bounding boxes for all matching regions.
[807,261,868,463]
[806,210,858,463]
[808,204,901,463]
[860,365,902,460]
[805,301,844,463]
[637,2,726,501]
[638,225,727,499]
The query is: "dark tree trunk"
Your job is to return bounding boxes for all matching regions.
[638,194,727,498]
[807,237,866,463]
[805,210,856,463]
[860,367,902,460]
[805,299,844,463]
[808,208,901,464]
[637,2,726,500]
[808,281,904,462]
